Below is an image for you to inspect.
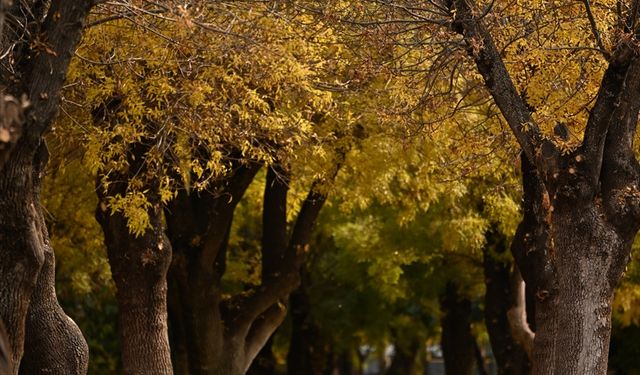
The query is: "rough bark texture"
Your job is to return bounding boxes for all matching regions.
[483,230,531,374]
[95,126,174,375]
[447,0,640,372]
[96,204,173,375]
[0,1,93,373]
[0,145,45,374]
[440,282,476,375]
[0,321,10,375]
[21,182,88,375]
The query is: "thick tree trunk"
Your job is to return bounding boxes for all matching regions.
[21,209,88,375]
[0,2,93,373]
[0,147,44,375]
[528,208,618,374]
[166,161,331,374]
[166,173,252,375]
[97,204,173,375]
[447,0,640,372]
[0,144,88,375]
[483,231,530,375]
[440,282,475,375]
[167,255,225,375]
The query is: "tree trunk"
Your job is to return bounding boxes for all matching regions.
[96,203,173,375]
[483,230,530,375]
[446,0,640,372]
[0,146,45,375]
[286,269,317,375]
[21,205,88,375]
[165,168,254,374]
[528,207,618,374]
[440,282,475,375]
[166,161,332,374]
[0,143,89,375]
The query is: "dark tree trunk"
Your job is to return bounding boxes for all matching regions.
[166,161,334,374]
[166,162,260,375]
[96,202,173,375]
[21,199,88,375]
[0,320,10,375]
[0,146,45,375]
[446,0,640,372]
[0,2,93,373]
[1,144,88,375]
[440,282,475,375]
[94,127,173,374]
[483,230,530,374]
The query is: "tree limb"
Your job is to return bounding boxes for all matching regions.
[20,0,94,145]
[507,267,534,360]
[261,164,290,281]
[582,0,610,60]
[242,301,287,373]
[447,0,542,166]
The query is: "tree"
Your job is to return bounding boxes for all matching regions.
[314,0,640,371]
[62,3,352,373]
[0,1,95,373]
[450,2,640,371]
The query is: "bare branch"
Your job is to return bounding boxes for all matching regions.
[582,0,610,60]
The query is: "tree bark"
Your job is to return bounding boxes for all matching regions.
[0,1,93,373]
[166,162,260,375]
[440,282,476,375]
[96,198,173,375]
[0,145,45,375]
[166,161,334,374]
[21,178,88,374]
[483,230,530,375]
[447,0,640,372]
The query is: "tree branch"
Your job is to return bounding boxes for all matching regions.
[228,162,341,339]
[507,267,534,360]
[242,301,287,373]
[261,164,290,281]
[20,0,94,145]
[447,0,542,165]
[582,0,610,60]
[580,48,639,187]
